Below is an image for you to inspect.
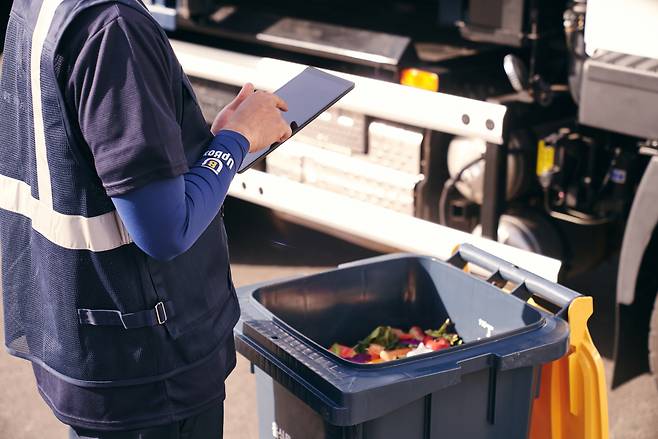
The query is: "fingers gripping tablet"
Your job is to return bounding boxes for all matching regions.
[238,67,354,173]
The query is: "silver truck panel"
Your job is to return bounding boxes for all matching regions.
[169,39,508,144]
[618,156,658,304]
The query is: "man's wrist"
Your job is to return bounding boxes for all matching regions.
[220,123,252,150]
[216,129,250,163]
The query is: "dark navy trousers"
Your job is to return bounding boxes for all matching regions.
[68,404,223,439]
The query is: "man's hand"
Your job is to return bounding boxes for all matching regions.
[210,83,255,135]
[222,90,292,153]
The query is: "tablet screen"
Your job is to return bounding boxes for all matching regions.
[238,67,354,172]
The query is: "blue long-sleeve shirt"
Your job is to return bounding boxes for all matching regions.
[111,130,249,261]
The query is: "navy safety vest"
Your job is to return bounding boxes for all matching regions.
[0,0,239,387]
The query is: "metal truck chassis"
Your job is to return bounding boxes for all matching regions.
[170,39,561,280]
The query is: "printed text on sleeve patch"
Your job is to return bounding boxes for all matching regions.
[204,150,235,169]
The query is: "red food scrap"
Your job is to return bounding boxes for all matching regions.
[425,338,450,351]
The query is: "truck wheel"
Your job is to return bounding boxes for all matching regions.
[650,292,658,390]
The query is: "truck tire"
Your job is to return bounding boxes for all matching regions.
[650,292,658,390]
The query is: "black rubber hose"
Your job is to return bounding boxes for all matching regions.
[438,155,484,226]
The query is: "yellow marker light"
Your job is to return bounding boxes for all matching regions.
[536,140,555,176]
[400,68,439,92]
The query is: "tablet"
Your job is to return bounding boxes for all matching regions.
[237,67,355,173]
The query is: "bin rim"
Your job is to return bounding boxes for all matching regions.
[243,253,553,369]
[237,252,570,372]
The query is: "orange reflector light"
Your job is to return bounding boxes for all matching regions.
[400,68,439,92]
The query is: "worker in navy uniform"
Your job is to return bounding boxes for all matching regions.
[0,0,292,437]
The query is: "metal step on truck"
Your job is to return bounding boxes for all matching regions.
[1,0,656,392]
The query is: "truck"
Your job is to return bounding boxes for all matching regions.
[2,0,656,390]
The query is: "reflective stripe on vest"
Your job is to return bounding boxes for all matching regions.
[0,0,132,252]
[0,175,132,251]
[31,0,62,207]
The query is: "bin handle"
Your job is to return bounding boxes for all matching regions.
[449,244,580,314]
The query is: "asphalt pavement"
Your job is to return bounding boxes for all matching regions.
[1,198,657,438]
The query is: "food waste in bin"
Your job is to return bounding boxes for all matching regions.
[329,318,463,363]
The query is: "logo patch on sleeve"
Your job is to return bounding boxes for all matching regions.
[201,157,223,175]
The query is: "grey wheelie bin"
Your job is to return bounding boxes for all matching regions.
[233,244,578,439]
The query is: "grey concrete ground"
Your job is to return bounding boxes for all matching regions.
[1,199,657,438]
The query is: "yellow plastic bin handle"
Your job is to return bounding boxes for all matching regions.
[529,296,609,439]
